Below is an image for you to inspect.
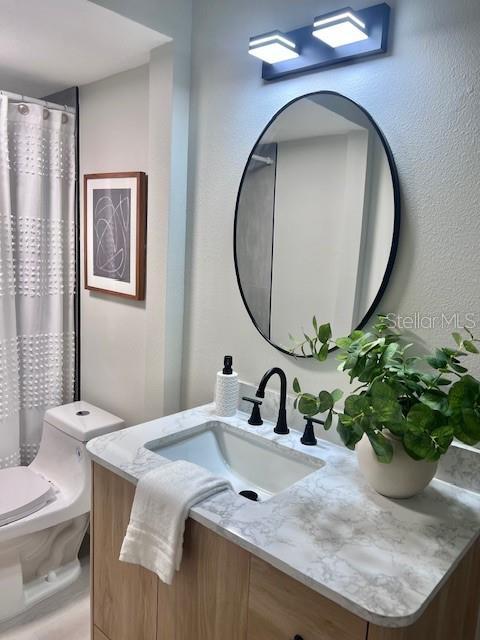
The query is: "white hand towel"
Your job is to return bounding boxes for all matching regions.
[119,460,231,585]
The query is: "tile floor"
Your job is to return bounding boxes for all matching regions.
[0,557,90,640]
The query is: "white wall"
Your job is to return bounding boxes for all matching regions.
[182,0,480,407]
[80,38,192,425]
[354,133,395,322]
[78,1,191,424]
[271,133,361,345]
[80,66,151,425]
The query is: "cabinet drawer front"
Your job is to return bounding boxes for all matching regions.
[247,557,367,640]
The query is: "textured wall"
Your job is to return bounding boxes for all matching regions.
[182,0,480,407]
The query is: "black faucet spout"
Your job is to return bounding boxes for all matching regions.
[256,367,289,434]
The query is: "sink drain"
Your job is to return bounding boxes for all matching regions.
[239,490,259,502]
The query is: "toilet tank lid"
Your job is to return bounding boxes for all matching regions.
[44,401,124,442]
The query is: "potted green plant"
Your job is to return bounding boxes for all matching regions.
[291,315,480,498]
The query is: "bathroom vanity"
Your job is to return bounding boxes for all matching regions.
[88,405,480,640]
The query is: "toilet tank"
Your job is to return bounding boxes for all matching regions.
[44,401,124,443]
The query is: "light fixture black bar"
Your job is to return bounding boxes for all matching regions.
[261,3,390,81]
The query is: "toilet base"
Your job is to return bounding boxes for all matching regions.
[0,513,89,623]
[24,559,82,615]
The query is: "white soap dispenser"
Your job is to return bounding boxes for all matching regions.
[215,355,239,417]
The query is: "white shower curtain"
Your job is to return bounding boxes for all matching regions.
[0,95,76,468]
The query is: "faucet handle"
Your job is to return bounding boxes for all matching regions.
[301,415,324,446]
[242,396,263,426]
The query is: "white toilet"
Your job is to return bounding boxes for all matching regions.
[0,401,124,623]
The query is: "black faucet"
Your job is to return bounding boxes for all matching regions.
[255,367,289,435]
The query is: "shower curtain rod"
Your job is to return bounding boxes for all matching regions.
[0,89,76,114]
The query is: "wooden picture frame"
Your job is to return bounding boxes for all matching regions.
[84,172,147,300]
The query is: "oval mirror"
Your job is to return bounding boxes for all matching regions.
[234,91,400,355]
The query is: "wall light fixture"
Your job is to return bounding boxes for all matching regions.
[249,3,390,81]
[313,9,368,48]
[248,31,299,64]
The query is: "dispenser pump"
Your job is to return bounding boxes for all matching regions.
[223,355,233,375]
[215,355,239,417]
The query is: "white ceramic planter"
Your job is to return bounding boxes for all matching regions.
[356,433,438,499]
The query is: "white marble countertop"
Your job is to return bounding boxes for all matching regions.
[87,403,480,628]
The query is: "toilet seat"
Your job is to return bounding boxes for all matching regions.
[0,467,54,527]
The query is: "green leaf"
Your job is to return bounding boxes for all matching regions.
[350,330,365,341]
[372,398,403,424]
[419,390,449,414]
[460,408,480,441]
[430,425,454,455]
[407,403,437,431]
[403,427,434,460]
[336,337,352,349]
[387,418,406,437]
[324,410,333,430]
[448,376,480,445]
[358,362,380,383]
[418,372,446,386]
[359,337,385,356]
[318,391,334,413]
[436,378,452,386]
[304,333,314,351]
[450,363,468,374]
[331,388,343,403]
[380,342,398,364]
[452,418,479,446]
[292,377,301,394]
[318,342,329,361]
[442,347,462,358]
[344,353,358,371]
[370,381,397,401]
[349,356,367,382]
[344,394,369,417]
[365,430,394,463]
[427,349,449,370]
[452,332,463,347]
[337,417,364,449]
[317,322,332,344]
[312,316,318,332]
[464,340,479,354]
[297,393,319,417]
[449,375,480,412]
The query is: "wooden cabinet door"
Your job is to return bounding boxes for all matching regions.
[92,625,110,640]
[247,557,367,640]
[158,519,250,640]
[91,463,158,640]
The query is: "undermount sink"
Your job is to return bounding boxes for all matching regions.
[145,421,323,501]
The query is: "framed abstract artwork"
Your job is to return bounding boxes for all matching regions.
[84,172,147,300]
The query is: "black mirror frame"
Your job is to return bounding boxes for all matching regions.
[233,90,401,357]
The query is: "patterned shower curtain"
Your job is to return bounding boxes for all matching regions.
[0,95,76,468]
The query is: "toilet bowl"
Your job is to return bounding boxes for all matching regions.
[0,401,124,623]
